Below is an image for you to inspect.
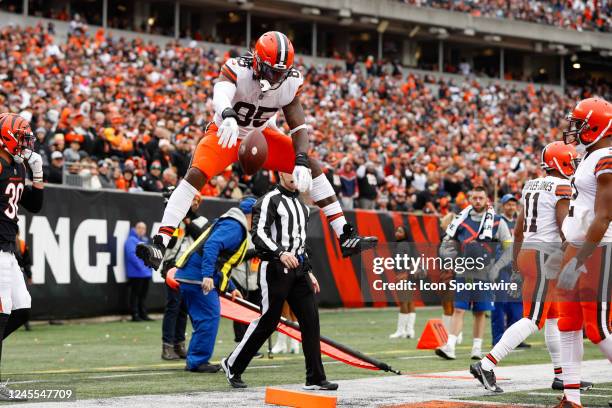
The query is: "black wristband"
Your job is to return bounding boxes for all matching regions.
[295,152,309,168]
[221,108,238,120]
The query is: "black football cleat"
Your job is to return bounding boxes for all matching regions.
[303,380,339,391]
[136,235,166,269]
[470,362,503,393]
[221,358,247,388]
[551,377,594,391]
[339,224,378,258]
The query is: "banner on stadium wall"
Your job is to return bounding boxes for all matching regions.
[20,186,441,319]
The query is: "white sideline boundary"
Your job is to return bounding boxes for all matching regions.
[15,359,612,407]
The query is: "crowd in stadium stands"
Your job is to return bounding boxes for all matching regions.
[400,0,612,32]
[0,23,610,214]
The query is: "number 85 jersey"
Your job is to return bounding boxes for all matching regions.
[562,147,612,244]
[0,157,25,244]
[213,56,304,138]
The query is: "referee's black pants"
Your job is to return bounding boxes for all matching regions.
[227,260,326,384]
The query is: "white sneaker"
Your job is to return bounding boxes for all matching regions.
[471,349,482,360]
[289,338,300,354]
[405,328,415,339]
[457,332,463,345]
[389,329,407,339]
[435,343,456,360]
[271,333,288,354]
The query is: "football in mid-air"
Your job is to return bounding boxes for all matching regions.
[238,129,268,175]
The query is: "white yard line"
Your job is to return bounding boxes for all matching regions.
[15,359,612,408]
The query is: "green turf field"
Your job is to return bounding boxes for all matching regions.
[1,307,604,402]
[467,382,612,407]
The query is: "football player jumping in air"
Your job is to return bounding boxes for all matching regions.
[553,97,612,408]
[0,113,44,400]
[136,31,377,269]
[470,141,591,393]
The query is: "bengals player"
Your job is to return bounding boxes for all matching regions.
[0,113,44,400]
[471,141,591,393]
[554,97,612,408]
[137,31,377,269]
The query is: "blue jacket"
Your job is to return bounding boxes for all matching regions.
[174,218,245,291]
[124,228,152,279]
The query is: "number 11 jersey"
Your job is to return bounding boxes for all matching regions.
[520,175,571,245]
[213,56,304,139]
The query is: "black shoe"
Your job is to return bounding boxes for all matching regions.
[186,363,221,373]
[339,224,378,258]
[470,362,503,393]
[516,342,531,349]
[253,352,264,359]
[136,235,166,269]
[140,315,154,322]
[551,377,594,391]
[0,384,27,401]
[303,380,339,391]
[221,357,247,388]
[131,315,143,322]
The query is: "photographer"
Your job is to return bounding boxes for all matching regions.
[159,192,208,360]
[221,172,337,391]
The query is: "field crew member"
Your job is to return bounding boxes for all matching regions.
[435,186,512,361]
[221,172,338,391]
[158,192,208,361]
[172,198,254,372]
[490,194,524,347]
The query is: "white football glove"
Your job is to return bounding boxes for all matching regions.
[24,150,43,183]
[543,249,564,280]
[292,165,312,193]
[217,117,239,149]
[557,258,587,290]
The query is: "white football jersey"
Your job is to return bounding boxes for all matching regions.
[214,56,304,138]
[520,175,571,246]
[562,146,612,243]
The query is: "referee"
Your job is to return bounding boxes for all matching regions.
[221,172,338,391]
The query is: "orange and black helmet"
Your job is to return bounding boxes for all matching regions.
[252,31,295,87]
[541,141,579,177]
[564,97,612,147]
[0,113,35,158]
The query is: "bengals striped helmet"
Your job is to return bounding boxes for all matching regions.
[0,113,35,158]
[541,141,579,178]
[252,31,294,88]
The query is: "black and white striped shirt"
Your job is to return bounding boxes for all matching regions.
[252,184,310,259]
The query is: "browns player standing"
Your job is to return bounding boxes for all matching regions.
[0,113,44,400]
[555,97,612,408]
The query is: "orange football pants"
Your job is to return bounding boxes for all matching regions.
[557,244,612,344]
[191,123,296,179]
[517,249,558,329]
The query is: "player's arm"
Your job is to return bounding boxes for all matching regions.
[282,94,311,192]
[512,207,525,270]
[20,151,44,213]
[282,94,308,156]
[575,173,612,266]
[554,198,570,243]
[214,62,239,148]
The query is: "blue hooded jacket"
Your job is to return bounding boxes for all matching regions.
[124,228,153,279]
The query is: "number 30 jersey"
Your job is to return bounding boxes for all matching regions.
[520,175,571,246]
[562,146,612,244]
[213,56,304,138]
[0,157,26,245]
